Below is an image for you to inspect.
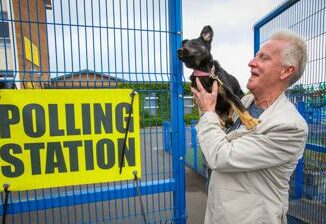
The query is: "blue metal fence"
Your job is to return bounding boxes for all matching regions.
[0,0,186,223]
[163,121,206,178]
[179,1,326,223]
[254,0,326,223]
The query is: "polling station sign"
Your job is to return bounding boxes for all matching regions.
[0,89,140,191]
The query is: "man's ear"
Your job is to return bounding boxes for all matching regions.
[200,25,213,43]
[181,39,188,47]
[280,65,295,80]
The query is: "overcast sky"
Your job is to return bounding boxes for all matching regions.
[182,0,285,90]
[46,0,286,89]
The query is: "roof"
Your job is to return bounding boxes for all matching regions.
[51,69,126,82]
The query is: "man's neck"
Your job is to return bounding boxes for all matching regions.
[254,88,285,110]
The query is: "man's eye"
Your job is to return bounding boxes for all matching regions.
[258,55,268,61]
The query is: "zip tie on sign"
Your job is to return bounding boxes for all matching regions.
[133,171,147,224]
[119,90,137,174]
[2,184,10,224]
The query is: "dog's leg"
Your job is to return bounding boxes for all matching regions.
[230,103,260,130]
[220,85,260,130]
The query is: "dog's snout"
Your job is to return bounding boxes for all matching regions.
[177,48,188,59]
[177,48,184,58]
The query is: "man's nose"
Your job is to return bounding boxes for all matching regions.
[248,58,257,67]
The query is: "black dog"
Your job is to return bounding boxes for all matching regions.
[178,25,260,129]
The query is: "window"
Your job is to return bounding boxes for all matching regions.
[0,2,13,72]
[144,96,159,117]
[0,12,9,36]
[0,10,10,45]
[0,71,15,89]
[0,80,16,89]
[184,96,194,115]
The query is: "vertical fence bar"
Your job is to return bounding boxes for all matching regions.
[293,159,304,200]
[168,0,186,223]
[191,120,198,172]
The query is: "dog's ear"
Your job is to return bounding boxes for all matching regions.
[181,39,188,47]
[200,25,213,43]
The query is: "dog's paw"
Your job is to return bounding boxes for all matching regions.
[243,117,261,130]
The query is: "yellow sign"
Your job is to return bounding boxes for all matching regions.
[0,89,141,191]
[24,36,39,66]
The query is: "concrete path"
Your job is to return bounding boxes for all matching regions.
[186,167,208,224]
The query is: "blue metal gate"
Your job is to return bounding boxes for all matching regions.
[254,0,326,223]
[0,0,186,223]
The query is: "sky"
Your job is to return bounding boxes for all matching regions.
[44,0,286,89]
[182,0,285,90]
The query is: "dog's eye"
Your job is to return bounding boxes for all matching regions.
[191,42,199,46]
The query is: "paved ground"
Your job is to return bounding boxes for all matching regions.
[186,167,208,224]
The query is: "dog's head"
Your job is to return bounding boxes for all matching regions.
[177,25,213,70]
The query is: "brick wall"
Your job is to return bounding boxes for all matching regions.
[12,0,50,88]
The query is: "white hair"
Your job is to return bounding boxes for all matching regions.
[271,30,307,86]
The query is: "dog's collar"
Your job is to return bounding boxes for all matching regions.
[193,65,215,77]
[193,65,224,86]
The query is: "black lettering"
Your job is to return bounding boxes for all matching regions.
[116,103,134,133]
[23,104,46,138]
[24,143,44,175]
[63,141,82,172]
[45,142,67,173]
[65,104,81,135]
[118,138,136,167]
[94,103,112,134]
[96,139,115,169]
[0,144,24,177]
[82,104,91,134]
[0,104,20,138]
[49,104,65,136]
[84,140,94,170]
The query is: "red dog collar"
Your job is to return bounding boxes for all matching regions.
[193,65,224,86]
[193,65,215,77]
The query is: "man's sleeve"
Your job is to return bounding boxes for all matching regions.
[196,112,308,172]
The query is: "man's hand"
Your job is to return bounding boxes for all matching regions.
[191,78,219,113]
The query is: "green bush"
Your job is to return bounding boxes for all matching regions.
[118,82,197,127]
[184,112,199,125]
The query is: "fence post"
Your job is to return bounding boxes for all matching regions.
[169,0,186,223]
[294,101,305,199]
[294,158,304,199]
[191,120,198,172]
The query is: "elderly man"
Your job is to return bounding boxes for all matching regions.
[191,30,308,224]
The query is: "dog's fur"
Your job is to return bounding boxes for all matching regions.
[178,25,260,129]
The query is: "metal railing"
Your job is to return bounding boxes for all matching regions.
[0,0,186,223]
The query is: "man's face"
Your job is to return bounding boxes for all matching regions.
[247,40,287,93]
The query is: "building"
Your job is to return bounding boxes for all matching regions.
[50,69,125,88]
[51,70,194,116]
[0,0,52,89]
